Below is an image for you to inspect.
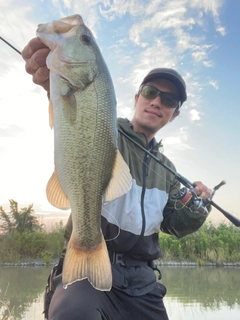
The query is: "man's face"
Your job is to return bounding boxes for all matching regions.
[131,78,180,139]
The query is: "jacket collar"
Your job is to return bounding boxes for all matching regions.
[117,118,163,152]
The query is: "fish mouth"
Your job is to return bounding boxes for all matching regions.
[57,52,88,65]
[59,59,88,65]
[59,75,69,81]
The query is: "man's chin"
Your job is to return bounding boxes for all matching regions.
[141,123,161,135]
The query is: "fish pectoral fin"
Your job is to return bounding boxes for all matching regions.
[62,90,77,125]
[49,99,54,129]
[104,150,132,203]
[48,91,77,127]
[62,234,112,291]
[46,170,70,209]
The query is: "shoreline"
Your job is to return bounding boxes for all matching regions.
[156,260,240,267]
[1,259,240,268]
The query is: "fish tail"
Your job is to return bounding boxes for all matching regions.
[62,234,112,291]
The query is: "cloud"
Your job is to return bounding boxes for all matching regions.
[0,124,24,138]
[91,0,226,121]
[117,104,134,119]
[108,38,134,65]
[65,0,106,32]
[161,126,192,154]
[190,109,201,121]
[128,38,178,89]
[190,0,226,36]
[0,2,36,51]
[99,0,145,19]
[191,44,215,65]
[128,7,195,47]
[209,80,219,90]
[164,136,182,145]
[61,0,72,9]
[216,26,226,36]
[203,60,213,67]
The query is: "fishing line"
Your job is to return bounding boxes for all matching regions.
[118,131,187,213]
[103,206,121,242]
[118,130,173,187]
[103,132,174,243]
[102,130,170,242]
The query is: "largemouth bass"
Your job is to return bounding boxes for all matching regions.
[36,14,132,291]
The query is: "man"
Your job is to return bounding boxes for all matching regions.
[22,38,212,320]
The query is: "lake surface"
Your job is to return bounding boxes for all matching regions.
[0,265,239,319]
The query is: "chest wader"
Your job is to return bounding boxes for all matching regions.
[43,257,64,320]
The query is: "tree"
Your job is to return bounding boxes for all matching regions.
[0,199,42,234]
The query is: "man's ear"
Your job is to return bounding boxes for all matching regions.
[169,109,180,122]
[134,94,139,107]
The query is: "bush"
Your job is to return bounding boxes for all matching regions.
[159,222,240,264]
[0,221,65,263]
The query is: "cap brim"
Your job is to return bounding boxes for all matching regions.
[141,70,187,103]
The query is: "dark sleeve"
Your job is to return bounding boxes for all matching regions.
[160,178,209,238]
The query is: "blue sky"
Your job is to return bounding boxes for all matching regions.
[0,0,239,225]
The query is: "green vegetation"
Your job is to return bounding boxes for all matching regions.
[159,221,240,265]
[1,200,240,265]
[0,200,64,264]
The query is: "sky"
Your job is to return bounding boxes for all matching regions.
[0,0,239,226]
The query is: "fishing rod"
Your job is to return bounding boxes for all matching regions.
[0,36,21,55]
[2,36,239,227]
[118,128,240,227]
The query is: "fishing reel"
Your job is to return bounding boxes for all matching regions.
[175,180,227,215]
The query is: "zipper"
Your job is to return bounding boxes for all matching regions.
[140,150,151,236]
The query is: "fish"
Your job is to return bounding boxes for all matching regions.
[36,14,132,291]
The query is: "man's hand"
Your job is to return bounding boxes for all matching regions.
[22,37,50,92]
[193,181,212,200]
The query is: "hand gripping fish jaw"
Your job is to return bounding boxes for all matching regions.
[118,129,240,227]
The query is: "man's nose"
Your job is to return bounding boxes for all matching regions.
[150,94,162,107]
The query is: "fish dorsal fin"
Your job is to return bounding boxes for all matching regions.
[46,170,70,209]
[49,99,54,129]
[104,150,132,203]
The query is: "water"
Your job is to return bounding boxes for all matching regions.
[0,265,239,319]
[161,266,240,320]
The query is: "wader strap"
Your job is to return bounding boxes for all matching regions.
[109,252,162,279]
[109,252,148,267]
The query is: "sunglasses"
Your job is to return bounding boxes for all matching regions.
[139,85,180,108]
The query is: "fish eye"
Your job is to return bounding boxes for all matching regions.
[81,33,92,44]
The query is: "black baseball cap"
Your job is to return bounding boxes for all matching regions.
[141,68,187,105]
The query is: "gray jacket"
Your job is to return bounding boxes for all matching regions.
[63,118,209,262]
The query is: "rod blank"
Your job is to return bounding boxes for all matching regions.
[0,36,21,55]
